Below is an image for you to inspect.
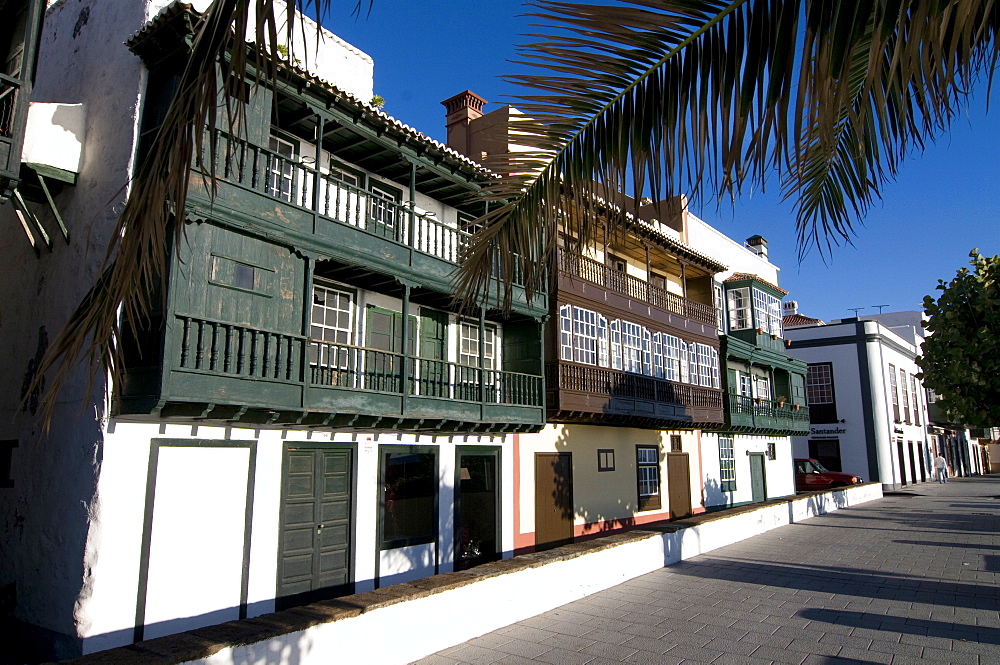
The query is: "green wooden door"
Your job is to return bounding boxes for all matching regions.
[365,306,415,393]
[749,453,767,503]
[277,445,353,609]
[419,308,448,397]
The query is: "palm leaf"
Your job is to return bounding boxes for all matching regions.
[455,0,998,308]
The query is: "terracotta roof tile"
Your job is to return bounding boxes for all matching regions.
[724,272,788,295]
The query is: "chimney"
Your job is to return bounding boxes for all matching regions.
[746,235,768,260]
[442,90,486,158]
[783,300,799,316]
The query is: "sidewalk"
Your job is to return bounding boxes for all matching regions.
[415,476,1000,665]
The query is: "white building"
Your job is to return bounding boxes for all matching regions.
[0,1,546,660]
[784,317,934,489]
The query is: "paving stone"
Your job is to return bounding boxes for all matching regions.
[412,479,1000,665]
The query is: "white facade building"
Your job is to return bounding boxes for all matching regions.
[0,2,545,660]
[784,318,935,489]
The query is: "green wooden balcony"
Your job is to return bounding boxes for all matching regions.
[558,248,716,326]
[120,313,545,433]
[725,393,810,434]
[184,130,538,315]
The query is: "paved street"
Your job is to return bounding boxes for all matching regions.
[414,477,1000,665]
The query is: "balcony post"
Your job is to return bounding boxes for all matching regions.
[311,114,324,214]
[478,307,486,406]
[301,254,316,406]
[399,279,416,411]
[407,159,417,249]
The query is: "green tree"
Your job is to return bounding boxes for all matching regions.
[918,251,1000,428]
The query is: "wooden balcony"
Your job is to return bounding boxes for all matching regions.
[183,130,543,317]
[725,393,811,434]
[118,313,545,433]
[545,361,724,429]
[558,248,716,326]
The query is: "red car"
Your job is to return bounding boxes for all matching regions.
[795,458,864,492]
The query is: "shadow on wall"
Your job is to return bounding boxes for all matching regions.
[703,477,727,509]
[550,424,650,537]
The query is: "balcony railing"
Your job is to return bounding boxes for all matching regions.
[558,248,716,325]
[547,362,723,410]
[174,314,543,409]
[199,130,482,270]
[728,393,810,428]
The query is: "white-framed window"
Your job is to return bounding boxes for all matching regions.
[696,344,713,387]
[636,445,661,511]
[652,333,665,379]
[688,341,699,384]
[806,363,834,404]
[888,363,900,421]
[559,305,608,367]
[739,373,753,397]
[267,134,296,202]
[460,322,495,369]
[679,341,690,384]
[664,334,682,382]
[727,287,751,330]
[719,437,736,491]
[713,282,725,334]
[911,375,921,425]
[311,284,354,370]
[618,320,649,374]
[900,369,911,424]
[752,288,783,336]
[610,319,622,370]
[755,377,771,401]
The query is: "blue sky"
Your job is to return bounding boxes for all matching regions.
[322,1,998,322]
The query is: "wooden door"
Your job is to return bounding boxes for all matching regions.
[419,308,448,397]
[666,453,691,519]
[749,453,767,503]
[365,306,415,393]
[534,453,573,550]
[277,445,353,609]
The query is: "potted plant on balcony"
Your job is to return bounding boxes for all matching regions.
[793,403,801,410]
[776,395,787,407]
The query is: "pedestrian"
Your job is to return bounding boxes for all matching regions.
[934,454,948,483]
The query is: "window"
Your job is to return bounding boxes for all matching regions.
[911,376,921,425]
[267,134,296,202]
[636,446,661,511]
[888,364,900,422]
[727,287,751,330]
[755,377,771,401]
[679,341,690,383]
[900,369,911,424]
[209,255,272,295]
[459,322,496,369]
[559,305,608,367]
[806,363,838,423]
[809,439,842,472]
[607,253,627,272]
[664,334,682,381]
[597,449,615,472]
[369,182,400,237]
[618,320,650,375]
[670,435,683,452]
[380,447,437,549]
[695,344,719,388]
[311,285,354,381]
[718,437,735,492]
[752,288,783,336]
[739,373,753,397]
[713,282,725,333]
[766,442,777,461]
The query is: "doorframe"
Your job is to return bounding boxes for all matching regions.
[748,452,767,503]
[454,445,502,569]
[276,441,357,608]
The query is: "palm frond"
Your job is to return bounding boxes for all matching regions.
[455,0,998,309]
[31,0,367,428]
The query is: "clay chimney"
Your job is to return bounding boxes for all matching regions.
[442,90,486,157]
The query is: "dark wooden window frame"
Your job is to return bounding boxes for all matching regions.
[636,445,661,511]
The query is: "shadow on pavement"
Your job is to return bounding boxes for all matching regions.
[799,608,1000,643]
